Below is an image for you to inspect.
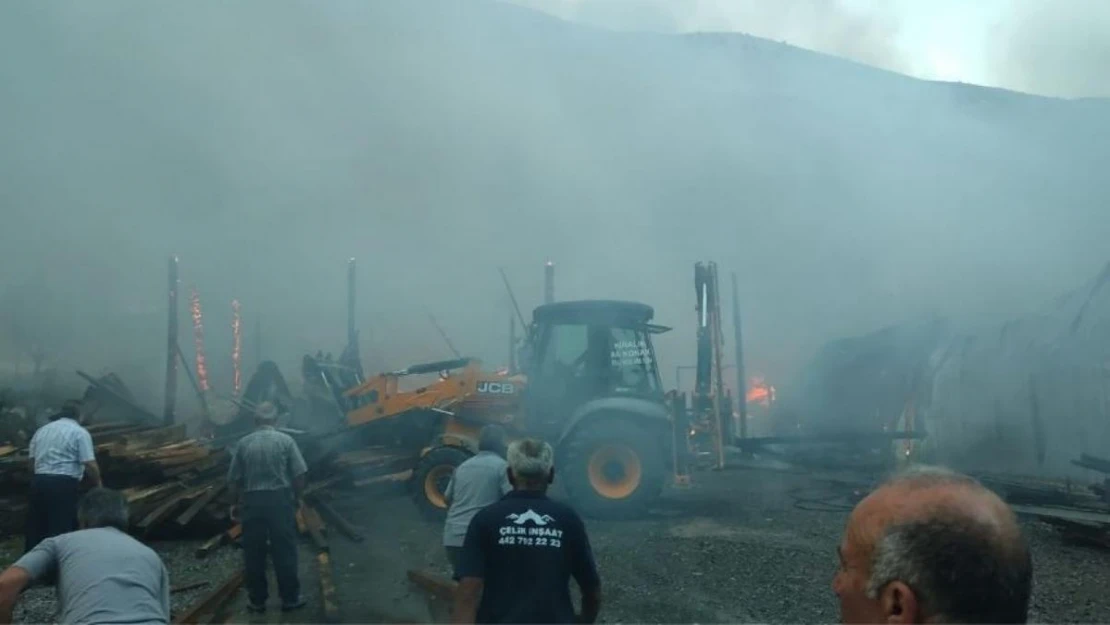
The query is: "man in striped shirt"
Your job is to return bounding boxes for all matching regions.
[25,400,101,554]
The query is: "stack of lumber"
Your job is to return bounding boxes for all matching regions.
[0,422,234,537]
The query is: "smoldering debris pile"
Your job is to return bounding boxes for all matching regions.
[0,422,232,537]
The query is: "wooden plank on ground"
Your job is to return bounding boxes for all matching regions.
[303,474,343,496]
[195,524,242,558]
[308,495,364,542]
[407,569,456,600]
[317,551,340,623]
[303,505,329,553]
[173,569,244,624]
[0,446,16,458]
[352,469,412,488]
[171,580,210,594]
[175,481,226,527]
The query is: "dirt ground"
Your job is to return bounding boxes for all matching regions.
[5,464,1110,623]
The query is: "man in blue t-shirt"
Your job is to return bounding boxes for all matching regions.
[452,438,602,624]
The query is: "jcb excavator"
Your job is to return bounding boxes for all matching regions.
[332,300,672,519]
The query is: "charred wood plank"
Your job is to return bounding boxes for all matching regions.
[317,551,340,623]
[175,482,225,527]
[195,524,241,558]
[173,569,243,624]
[170,580,210,594]
[308,495,364,542]
[303,505,329,553]
[407,569,456,600]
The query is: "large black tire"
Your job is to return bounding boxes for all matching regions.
[560,418,666,519]
[412,446,472,521]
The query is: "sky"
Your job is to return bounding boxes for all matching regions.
[510,0,1110,98]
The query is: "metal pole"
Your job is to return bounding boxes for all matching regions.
[544,260,555,305]
[509,315,517,374]
[254,316,262,368]
[347,258,357,349]
[162,256,179,425]
[731,272,748,441]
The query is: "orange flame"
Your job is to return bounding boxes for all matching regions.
[746,375,774,406]
[231,299,242,396]
[190,287,209,392]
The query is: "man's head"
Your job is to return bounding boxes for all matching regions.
[77,488,130,531]
[478,424,508,456]
[834,465,1032,624]
[506,438,554,491]
[50,399,82,421]
[254,401,279,426]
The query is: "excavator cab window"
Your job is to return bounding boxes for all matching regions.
[534,322,661,400]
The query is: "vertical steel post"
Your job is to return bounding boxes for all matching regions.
[162,256,179,425]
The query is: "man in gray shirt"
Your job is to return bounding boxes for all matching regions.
[0,488,170,625]
[227,401,308,614]
[444,425,511,577]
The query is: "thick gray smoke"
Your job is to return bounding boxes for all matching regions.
[1,0,1108,408]
[989,0,1110,98]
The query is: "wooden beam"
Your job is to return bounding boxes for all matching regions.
[317,551,340,623]
[170,580,211,594]
[195,524,241,558]
[173,570,243,624]
[407,569,457,600]
[175,481,225,527]
[303,505,329,553]
[309,495,364,542]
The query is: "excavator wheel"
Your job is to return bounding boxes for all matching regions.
[412,445,472,521]
[560,418,665,520]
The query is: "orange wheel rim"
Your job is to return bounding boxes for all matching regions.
[424,465,454,508]
[587,444,642,499]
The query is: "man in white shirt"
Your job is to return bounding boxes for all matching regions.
[25,400,101,553]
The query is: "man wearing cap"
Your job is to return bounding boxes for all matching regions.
[227,401,308,614]
[25,399,101,554]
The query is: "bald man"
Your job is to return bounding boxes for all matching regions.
[833,466,1032,624]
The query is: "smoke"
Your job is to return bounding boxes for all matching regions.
[989,0,1110,98]
[0,0,1108,407]
[509,0,909,73]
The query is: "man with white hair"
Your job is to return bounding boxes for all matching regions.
[0,488,170,624]
[227,401,308,614]
[833,465,1032,624]
[453,438,601,624]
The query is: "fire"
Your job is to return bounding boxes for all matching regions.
[746,375,775,406]
[190,287,209,392]
[231,299,242,396]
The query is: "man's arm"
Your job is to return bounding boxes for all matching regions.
[0,567,31,624]
[287,439,308,503]
[498,464,512,496]
[443,475,455,506]
[77,431,101,487]
[567,514,602,624]
[1,538,59,624]
[451,514,488,624]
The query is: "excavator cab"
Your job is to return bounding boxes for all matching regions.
[518,301,674,518]
[521,301,667,434]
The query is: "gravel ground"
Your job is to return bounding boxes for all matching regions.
[3,466,1109,623]
[323,464,1110,624]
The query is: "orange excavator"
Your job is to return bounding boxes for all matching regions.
[327,300,673,520]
